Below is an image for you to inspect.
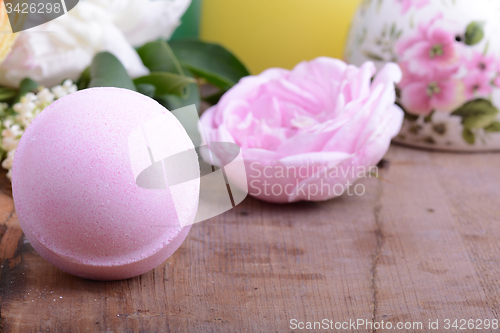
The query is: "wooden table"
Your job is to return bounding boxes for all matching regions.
[1,145,499,332]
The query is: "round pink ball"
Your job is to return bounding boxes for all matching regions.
[12,87,199,281]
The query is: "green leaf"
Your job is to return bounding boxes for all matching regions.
[155,70,201,111]
[136,83,156,98]
[13,78,39,104]
[484,121,500,132]
[465,21,485,46]
[89,52,136,91]
[133,72,195,98]
[169,40,250,90]
[76,66,91,90]
[156,85,200,111]
[462,128,476,144]
[451,98,499,129]
[137,41,183,75]
[0,87,17,101]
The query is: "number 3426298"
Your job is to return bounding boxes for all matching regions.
[5,2,62,14]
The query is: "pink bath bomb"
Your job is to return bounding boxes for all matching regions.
[12,87,199,281]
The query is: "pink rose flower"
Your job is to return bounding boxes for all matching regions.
[463,70,493,99]
[399,63,465,115]
[200,58,403,203]
[397,16,459,77]
[397,0,430,14]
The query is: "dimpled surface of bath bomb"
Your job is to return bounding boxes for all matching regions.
[12,87,199,281]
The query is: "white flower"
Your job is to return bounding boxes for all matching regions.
[51,86,67,100]
[0,0,191,87]
[1,120,23,151]
[36,87,55,106]
[52,79,78,99]
[20,92,37,104]
[63,79,78,93]
[87,0,192,47]
[13,94,39,128]
[2,149,16,179]
[13,94,37,126]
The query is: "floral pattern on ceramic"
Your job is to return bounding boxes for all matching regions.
[345,0,500,151]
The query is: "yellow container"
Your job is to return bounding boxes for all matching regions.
[200,0,361,74]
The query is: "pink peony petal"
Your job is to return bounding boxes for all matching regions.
[200,58,403,203]
[343,62,376,101]
[278,152,353,168]
[372,62,403,88]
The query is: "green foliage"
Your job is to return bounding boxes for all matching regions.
[156,86,199,111]
[451,99,500,145]
[0,87,18,102]
[484,121,500,132]
[462,128,475,144]
[13,78,39,103]
[452,98,499,130]
[169,40,250,90]
[156,70,201,111]
[76,66,91,90]
[465,21,485,46]
[135,83,156,98]
[136,41,204,108]
[4,38,250,121]
[89,52,136,91]
[137,41,183,74]
[133,72,195,97]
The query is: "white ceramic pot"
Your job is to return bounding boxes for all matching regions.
[345,0,500,151]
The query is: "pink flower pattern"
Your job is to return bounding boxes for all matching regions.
[398,0,430,15]
[465,52,496,73]
[396,14,500,116]
[397,16,459,77]
[399,64,465,115]
[463,71,492,99]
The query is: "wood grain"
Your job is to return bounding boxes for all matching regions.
[0,146,499,332]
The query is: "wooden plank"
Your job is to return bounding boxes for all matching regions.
[430,151,500,317]
[0,147,499,332]
[373,147,499,332]
[0,173,379,331]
